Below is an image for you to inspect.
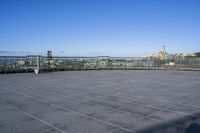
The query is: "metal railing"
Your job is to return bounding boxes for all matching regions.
[0,55,200,73]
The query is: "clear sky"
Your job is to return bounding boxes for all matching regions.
[0,0,200,56]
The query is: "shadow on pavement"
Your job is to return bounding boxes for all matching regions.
[137,113,200,133]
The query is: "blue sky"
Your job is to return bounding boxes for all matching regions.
[0,0,200,56]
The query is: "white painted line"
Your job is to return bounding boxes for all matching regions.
[37,86,200,117]
[12,90,134,133]
[114,91,200,109]
[11,86,200,120]
[11,89,186,130]
[1,100,66,133]
[3,87,196,130]
[30,84,196,112]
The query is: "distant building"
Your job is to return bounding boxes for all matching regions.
[150,45,169,60]
[194,52,200,57]
[158,45,167,60]
[174,53,195,59]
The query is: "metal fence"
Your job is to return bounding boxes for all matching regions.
[1,55,200,73]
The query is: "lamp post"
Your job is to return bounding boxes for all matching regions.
[47,51,52,69]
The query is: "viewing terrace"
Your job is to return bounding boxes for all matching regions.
[0,70,200,133]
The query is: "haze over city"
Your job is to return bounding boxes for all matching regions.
[0,0,200,56]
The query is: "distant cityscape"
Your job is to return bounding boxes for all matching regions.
[148,46,200,60]
[0,46,200,74]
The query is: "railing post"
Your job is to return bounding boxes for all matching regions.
[37,55,40,70]
[34,55,40,74]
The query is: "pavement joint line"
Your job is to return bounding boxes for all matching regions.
[2,86,200,118]
[144,109,167,119]
[22,86,199,118]
[28,86,94,105]
[177,92,200,98]
[13,87,150,118]
[6,88,186,129]
[11,90,135,133]
[86,89,200,118]
[23,86,147,112]
[57,84,200,109]
[108,97,145,111]
[42,87,200,118]
[0,100,67,133]
[30,85,199,113]
[130,102,200,118]
[10,86,200,120]
[113,91,200,109]
[109,104,185,128]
